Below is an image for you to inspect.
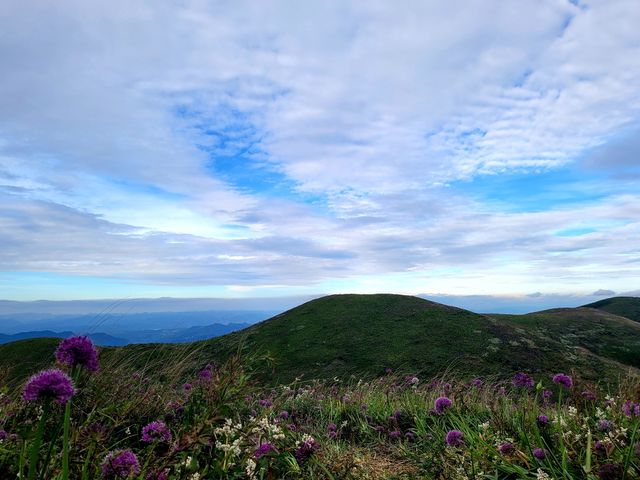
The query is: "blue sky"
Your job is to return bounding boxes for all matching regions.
[0,0,639,308]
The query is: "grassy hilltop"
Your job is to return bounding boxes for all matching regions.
[2,294,640,387]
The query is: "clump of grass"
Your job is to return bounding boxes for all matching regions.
[0,338,639,479]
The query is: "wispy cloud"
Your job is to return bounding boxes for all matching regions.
[0,0,639,300]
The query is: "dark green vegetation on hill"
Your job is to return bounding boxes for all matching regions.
[584,296,640,323]
[1,294,640,387]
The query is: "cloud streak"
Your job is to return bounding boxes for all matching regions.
[0,0,639,300]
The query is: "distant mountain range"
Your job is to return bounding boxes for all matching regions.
[1,294,639,386]
[0,322,252,346]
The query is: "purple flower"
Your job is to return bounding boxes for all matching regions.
[533,447,546,460]
[279,410,289,419]
[146,470,169,480]
[23,368,75,405]
[622,401,640,417]
[581,390,596,401]
[388,430,401,440]
[445,430,464,447]
[537,414,549,426]
[258,398,272,408]
[328,430,337,439]
[594,441,606,452]
[405,431,415,442]
[327,423,337,432]
[512,373,534,388]
[499,442,515,455]
[597,463,622,480]
[55,336,99,371]
[542,389,553,400]
[434,396,452,414]
[182,383,192,393]
[294,436,319,462]
[0,429,7,441]
[471,378,483,387]
[254,442,277,459]
[101,449,140,479]
[141,421,172,443]
[198,364,213,380]
[552,374,573,389]
[597,419,613,432]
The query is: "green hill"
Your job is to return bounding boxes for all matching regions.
[2,294,640,388]
[582,296,640,323]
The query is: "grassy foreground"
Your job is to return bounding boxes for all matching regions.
[1,339,640,479]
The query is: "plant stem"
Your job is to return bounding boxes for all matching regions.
[28,401,49,480]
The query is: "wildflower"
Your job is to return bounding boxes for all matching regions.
[388,430,401,440]
[145,469,169,480]
[182,383,192,393]
[141,421,172,443]
[532,447,546,460]
[408,376,419,386]
[512,373,534,388]
[552,374,573,389]
[471,378,483,387]
[254,442,277,459]
[278,410,289,419]
[597,463,622,480]
[622,401,640,417]
[537,414,549,426]
[258,398,272,408]
[55,336,99,371]
[581,390,596,401]
[535,469,551,480]
[499,442,515,455]
[434,396,452,414]
[327,423,337,432]
[0,429,7,442]
[405,431,415,442]
[597,419,613,431]
[542,390,553,401]
[198,364,213,380]
[101,449,140,479]
[246,458,257,478]
[445,430,464,447]
[294,434,319,462]
[23,368,75,405]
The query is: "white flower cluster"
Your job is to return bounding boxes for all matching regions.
[251,416,285,441]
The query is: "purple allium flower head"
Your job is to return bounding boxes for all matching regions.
[101,449,140,479]
[55,336,99,371]
[294,436,319,462]
[594,441,606,452]
[472,378,483,387]
[258,398,272,408]
[581,390,596,401]
[146,470,169,480]
[182,383,192,393]
[141,421,172,443]
[597,419,613,432]
[408,376,419,386]
[533,448,546,460]
[328,430,337,439]
[445,430,464,447]
[23,368,75,405]
[0,429,7,441]
[434,396,453,414]
[327,423,337,432]
[597,463,622,480]
[622,401,640,417]
[198,364,213,380]
[254,442,277,459]
[388,430,401,440]
[279,410,289,419]
[542,389,553,400]
[499,442,515,455]
[552,373,573,389]
[537,414,549,426]
[405,431,415,441]
[512,373,534,388]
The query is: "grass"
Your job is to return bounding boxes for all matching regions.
[584,297,640,323]
[1,337,639,479]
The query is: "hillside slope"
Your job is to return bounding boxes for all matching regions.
[2,294,639,387]
[583,296,640,323]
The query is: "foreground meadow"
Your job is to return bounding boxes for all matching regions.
[0,337,639,479]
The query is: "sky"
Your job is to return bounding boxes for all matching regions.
[1,0,639,308]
